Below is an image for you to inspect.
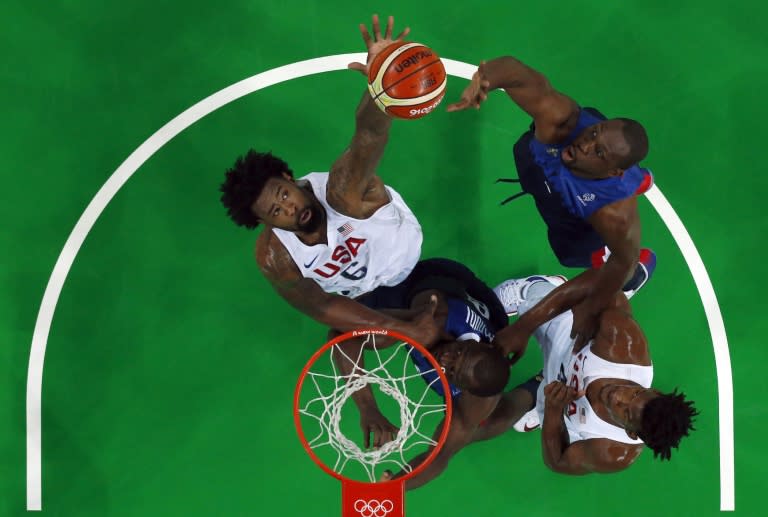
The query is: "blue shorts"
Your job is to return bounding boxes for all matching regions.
[355,257,508,332]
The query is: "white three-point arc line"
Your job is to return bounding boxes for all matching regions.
[25,54,735,511]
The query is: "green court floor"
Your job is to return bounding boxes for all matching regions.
[3,1,766,515]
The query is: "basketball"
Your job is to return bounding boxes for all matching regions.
[367,41,447,120]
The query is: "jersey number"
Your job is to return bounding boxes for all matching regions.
[313,237,368,279]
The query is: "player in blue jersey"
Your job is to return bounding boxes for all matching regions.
[447,58,657,351]
[333,258,541,489]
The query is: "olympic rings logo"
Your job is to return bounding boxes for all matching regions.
[353,498,394,517]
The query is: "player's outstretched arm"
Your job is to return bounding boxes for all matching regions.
[256,230,440,344]
[570,196,641,349]
[494,270,598,359]
[544,437,642,475]
[494,269,631,358]
[386,395,498,490]
[332,335,400,449]
[327,15,409,216]
[447,57,579,142]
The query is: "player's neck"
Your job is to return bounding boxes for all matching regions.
[295,220,327,246]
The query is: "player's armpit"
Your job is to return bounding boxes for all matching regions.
[255,229,303,287]
[549,438,641,475]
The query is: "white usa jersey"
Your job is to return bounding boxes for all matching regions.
[556,343,653,445]
[272,172,422,298]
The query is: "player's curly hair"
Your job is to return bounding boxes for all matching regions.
[219,150,293,228]
[467,346,510,397]
[638,388,698,461]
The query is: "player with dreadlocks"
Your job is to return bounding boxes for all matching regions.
[491,270,698,474]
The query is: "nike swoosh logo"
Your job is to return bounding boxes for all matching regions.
[303,255,319,268]
[523,423,540,432]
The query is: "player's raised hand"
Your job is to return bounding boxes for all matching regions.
[492,322,531,366]
[570,300,601,353]
[348,14,411,75]
[446,61,491,112]
[408,294,441,348]
[360,406,400,449]
[543,381,584,415]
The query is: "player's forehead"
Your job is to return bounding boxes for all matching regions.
[251,176,292,215]
[585,120,629,158]
[461,343,490,371]
[629,389,660,420]
[601,120,630,146]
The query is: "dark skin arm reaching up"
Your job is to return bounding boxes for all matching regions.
[493,269,632,359]
[447,56,580,143]
[450,57,642,346]
[571,196,640,348]
[382,393,500,490]
[327,15,410,218]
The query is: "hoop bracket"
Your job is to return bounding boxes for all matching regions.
[342,479,404,517]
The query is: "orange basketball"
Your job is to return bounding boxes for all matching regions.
[367,41,447,120]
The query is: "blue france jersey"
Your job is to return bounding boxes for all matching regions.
[528,109,653,219]
[409,297,496,399]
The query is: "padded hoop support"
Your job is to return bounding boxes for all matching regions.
[342,479,403,517]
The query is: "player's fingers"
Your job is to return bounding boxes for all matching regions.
[551,382,564,396]
[364,429,371,449]
[371,13,381,40]
[428,294,438,314]
[359,23,372,46]
[394,27,410,40]
[347,62,367,74]
[446,101,468,112]
[380,470,393,482]
[543,381,559,396]
[384,15,394,39]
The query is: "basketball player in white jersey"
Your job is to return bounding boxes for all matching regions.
[492,271,698,474]
[219,15,437,343]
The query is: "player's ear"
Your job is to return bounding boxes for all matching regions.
[281,171,294,181]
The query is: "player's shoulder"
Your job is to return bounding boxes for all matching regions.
[594,305,649,361]
[597,304,641,335]
[254,229,298,280]
[579,438,644,472]
[535,95,580,142]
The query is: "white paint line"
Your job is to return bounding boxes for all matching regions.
[26,54,734,512]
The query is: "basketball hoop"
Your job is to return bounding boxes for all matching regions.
[294,329,453,517]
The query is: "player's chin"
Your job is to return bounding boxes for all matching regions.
[297,207,320,232]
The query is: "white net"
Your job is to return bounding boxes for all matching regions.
[297,333,449,482]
